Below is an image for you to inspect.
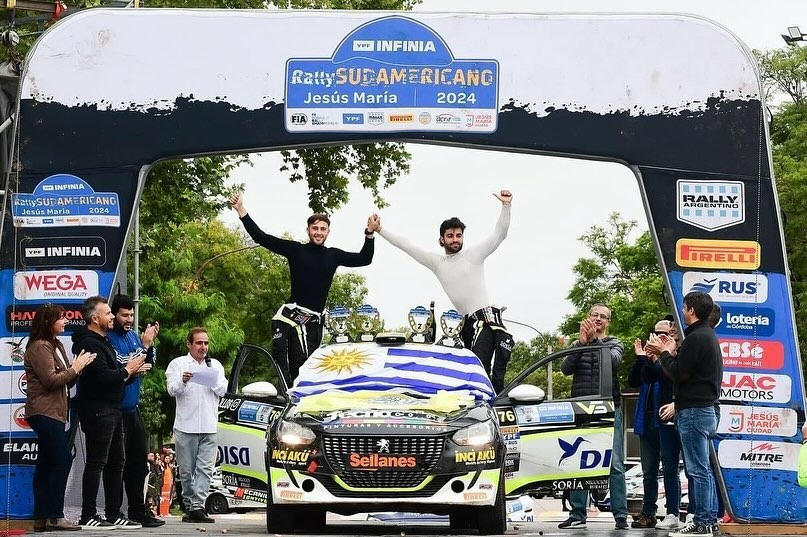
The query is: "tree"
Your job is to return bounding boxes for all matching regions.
[560,214,669,378]
[757,45,807,369]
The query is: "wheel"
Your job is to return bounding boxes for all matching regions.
[449,509,475,530]
[476,469,507,535]
[297,507,326,532]
[266,488,297,534]
[205,493,229,515]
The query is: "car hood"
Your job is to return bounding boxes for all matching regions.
[285,390,493,433]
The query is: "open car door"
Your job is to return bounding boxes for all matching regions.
[216,344,288,507]
[496,344,616,498]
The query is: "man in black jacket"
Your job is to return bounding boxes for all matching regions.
[558,304,628,530]
[72,296,146,530]
[646,291,722,537]
[230,193,377,382]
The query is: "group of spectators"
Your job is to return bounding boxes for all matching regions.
[558,293,723,537]
[23,294,226,531]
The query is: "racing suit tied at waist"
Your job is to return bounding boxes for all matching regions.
[465,306,505,330]
[273,303,323,326]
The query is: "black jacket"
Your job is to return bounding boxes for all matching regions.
[72,328,128,409]
[561,336,624,405]
[659,320,722,410]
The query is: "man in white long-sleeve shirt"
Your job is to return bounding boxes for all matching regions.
[374,190,514,392]
[166,327,228,524]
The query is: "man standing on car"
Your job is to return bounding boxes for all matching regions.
[372,190,514,392]
[166,327,228,523]
[558,304,629,530]
[107,294,165,528]
[230,193,378,383]
[646,292,722,537]
[73,296,147,530]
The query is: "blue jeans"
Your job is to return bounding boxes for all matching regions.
[174,430,217,512]
[658,423,682,516]
[27,414,72,520]
[677,407,717,525]
[568,407,627,521]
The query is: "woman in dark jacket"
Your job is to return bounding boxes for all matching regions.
[24,303,95,532]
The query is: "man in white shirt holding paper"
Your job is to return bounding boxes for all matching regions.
[166,327,228,524]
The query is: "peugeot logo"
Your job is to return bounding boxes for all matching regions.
[376,439,390,453]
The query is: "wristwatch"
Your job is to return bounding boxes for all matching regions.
[364,227,374,236]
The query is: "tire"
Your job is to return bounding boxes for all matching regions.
[266,488,296,534]
[476,469,507,535]
[449,509,475,530]
[205,493,230,515]
[297,507,326,532]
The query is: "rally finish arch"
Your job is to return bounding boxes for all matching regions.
[0,9,803,523]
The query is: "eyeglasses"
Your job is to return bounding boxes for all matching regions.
[589,312,611,320]
[653,331,670,336]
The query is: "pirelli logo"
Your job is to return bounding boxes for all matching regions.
[676,239,760,270]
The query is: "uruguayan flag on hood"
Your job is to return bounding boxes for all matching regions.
[290,344,495,402]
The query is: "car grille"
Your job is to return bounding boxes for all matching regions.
[322,435,445,489]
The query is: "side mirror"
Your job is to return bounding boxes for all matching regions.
[241,381,278,398]
[507,384,546,403]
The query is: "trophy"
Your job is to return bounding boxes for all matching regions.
[407,305,434,344]
[325,306,352,344]
[353,304,382,342]
[437,309,465,348]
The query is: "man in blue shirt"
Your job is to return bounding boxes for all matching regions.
[108,294,164,528]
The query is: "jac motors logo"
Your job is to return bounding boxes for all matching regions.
[683,272,768,304]
[719,339,784,370]
[675,239,760,270]
[718,404,797,437]
[721,372,791,403]
[676,180,745,231]
[13,270,98,300]
[348,453,418,470]
[717,440,799,470]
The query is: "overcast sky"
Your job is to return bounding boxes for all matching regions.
[220,0,804,342]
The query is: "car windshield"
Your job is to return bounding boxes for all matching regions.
[288,343,495,403]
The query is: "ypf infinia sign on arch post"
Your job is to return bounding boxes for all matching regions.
[1,10,803,524]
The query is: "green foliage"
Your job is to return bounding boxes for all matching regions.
[757,45,807,371]
[560,214,669,380]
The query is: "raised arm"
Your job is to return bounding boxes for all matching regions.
[466,191,512,260]
[376,216,440,272]
[230,193,295,256]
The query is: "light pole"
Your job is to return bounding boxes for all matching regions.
[782,26,805,45]
[503,316,565,399]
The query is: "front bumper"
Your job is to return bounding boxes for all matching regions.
[270,467,501,506]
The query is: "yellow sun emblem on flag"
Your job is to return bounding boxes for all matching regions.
[313,347,373,375]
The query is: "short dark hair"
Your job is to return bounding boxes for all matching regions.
[186,327,209,343]
[683,291,714,321]
[82,296,108,325]
[307,214,330,226]
[28,303,66,342]
[439,217,466,236]
[707,301,722,329]
[111,294,135,314]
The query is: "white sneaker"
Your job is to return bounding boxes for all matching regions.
[686,514,694,524]
[657,514,682,530]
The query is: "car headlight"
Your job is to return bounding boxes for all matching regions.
[453,419,496,446]
[277,420,316,445]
